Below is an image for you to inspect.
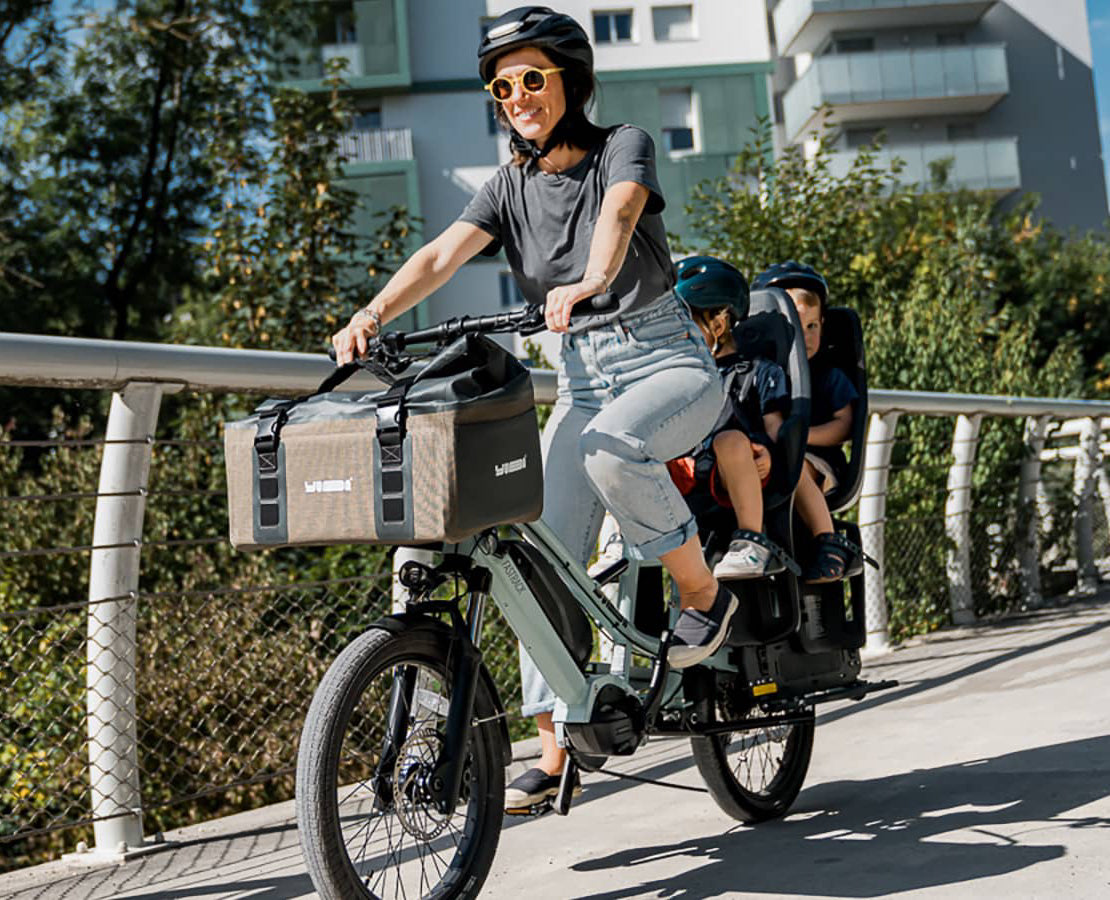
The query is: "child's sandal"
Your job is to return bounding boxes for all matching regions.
[804,532,855,584]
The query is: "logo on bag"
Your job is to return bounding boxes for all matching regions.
[494,454,527,477]
[304,479,352,494]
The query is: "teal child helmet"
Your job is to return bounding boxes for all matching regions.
[751,261,828,308]
[674,255,750,321]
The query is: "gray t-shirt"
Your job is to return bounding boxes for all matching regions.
[459,124,675,330]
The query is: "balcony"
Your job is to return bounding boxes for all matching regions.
[826,137,1020,193]
[774,0,997,57]
[783,44,1008,141]
[337,128,413,164]
[321,42,363,77]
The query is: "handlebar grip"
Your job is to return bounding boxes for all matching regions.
[570,291,619,318]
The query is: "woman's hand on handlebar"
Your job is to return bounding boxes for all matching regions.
[545,276,608,333]
[332,306,382,366]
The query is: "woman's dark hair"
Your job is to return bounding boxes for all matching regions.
[491,48,608,166]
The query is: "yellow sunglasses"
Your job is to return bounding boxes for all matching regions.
[484,67,563,102]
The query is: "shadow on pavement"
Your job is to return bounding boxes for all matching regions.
[570,734,1110,899]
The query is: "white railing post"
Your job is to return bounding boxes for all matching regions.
[1098,466,1110,554]
[945,413,982,625]
[1073,416,1102,594]
[1018,415,1050,608]
[859,411,900,652]
[86,382,167,857]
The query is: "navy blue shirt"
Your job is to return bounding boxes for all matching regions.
[718,353,789,441]
[811,365,858,426]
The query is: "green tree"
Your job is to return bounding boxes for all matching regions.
[679,118,1099,638]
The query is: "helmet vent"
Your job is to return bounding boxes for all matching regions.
[487,20,524,39]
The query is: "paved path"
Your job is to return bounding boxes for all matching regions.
[4,598,1110,899]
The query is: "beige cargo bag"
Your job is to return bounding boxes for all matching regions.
[225,334,543,548]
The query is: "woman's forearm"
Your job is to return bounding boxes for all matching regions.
[583,181,648,288]
[366,244,444,325]
[363,221,493,325]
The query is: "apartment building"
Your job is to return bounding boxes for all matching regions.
[770,0,1108,230]
[283,1,776,328]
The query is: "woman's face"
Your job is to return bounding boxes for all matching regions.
[492,47,566,146]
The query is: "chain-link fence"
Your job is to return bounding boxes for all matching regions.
[859,414,1110,643]
[2,379,1110,874]
[0,391,528,874]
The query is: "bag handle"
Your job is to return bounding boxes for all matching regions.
[314,361,362,396]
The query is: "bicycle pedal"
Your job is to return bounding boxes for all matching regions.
[504,799,553,818]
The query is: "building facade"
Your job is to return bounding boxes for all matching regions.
[282,0,1106,336]
[284,0,775,332]
[770,0,1108,230]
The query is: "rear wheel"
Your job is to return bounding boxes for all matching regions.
[691,699,814,823]
[296,624,505,899]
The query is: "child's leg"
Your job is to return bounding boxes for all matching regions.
[712,430,763,532]
[796,459,854,583]
[795,459,834,536]
[710,431,783,580]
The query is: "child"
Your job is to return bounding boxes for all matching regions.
[752,262,859,582]
[670,256,789,579]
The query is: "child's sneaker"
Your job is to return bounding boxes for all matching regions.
[713,531,784,580]
[667,585,739,669]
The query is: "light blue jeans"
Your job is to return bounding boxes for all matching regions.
[519,293,724,716]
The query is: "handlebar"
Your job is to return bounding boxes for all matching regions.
[390,291,619,351]
[328,292,619,375]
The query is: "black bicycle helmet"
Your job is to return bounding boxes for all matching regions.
[751,261,828,306]
[674,256,750,321]
[478,6,593,83]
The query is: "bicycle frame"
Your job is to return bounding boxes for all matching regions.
[461,520,737,733]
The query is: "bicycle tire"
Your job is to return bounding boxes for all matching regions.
[690,706,814,823]
[296,624,505,899]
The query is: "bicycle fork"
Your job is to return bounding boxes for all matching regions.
[430,631,483,815]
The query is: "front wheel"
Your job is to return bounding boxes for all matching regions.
[296,624,505,899]
[690,702,814,823]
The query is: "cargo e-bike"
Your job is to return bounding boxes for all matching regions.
[294,290,893,899]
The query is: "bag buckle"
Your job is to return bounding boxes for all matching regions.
[254,406,289,457]
[375,398,404,444]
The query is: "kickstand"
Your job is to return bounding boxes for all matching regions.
[554,756,578,816]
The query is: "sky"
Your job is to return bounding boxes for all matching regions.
[1091,0,1110,209]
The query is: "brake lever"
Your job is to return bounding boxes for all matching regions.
[516,304,547,337]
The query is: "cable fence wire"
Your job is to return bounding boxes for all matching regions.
[0,392,532,873]
[1,394,1108,872]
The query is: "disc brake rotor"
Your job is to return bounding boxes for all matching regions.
[393,727,450,841]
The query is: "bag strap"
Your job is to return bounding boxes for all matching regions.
[313,361,362,397]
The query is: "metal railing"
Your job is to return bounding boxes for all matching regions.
[825,137,1021,193]
[783,43,1009,140]
[1,330,1108,869]
[337,127,413,164]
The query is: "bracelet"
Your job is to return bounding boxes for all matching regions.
[355,305,383,333]
[583,272,609,290]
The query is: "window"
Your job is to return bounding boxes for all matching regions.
[947,122,976,141]
[845,127,882,148]
[353,106,382,131]
[593,10,633,44]
[499,272,525,309]
[652,5,694,42]
[318,2,357,44]
[660,87,697,154]
[829,36,874,54]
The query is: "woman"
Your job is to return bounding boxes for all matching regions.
[331,5,736,812]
